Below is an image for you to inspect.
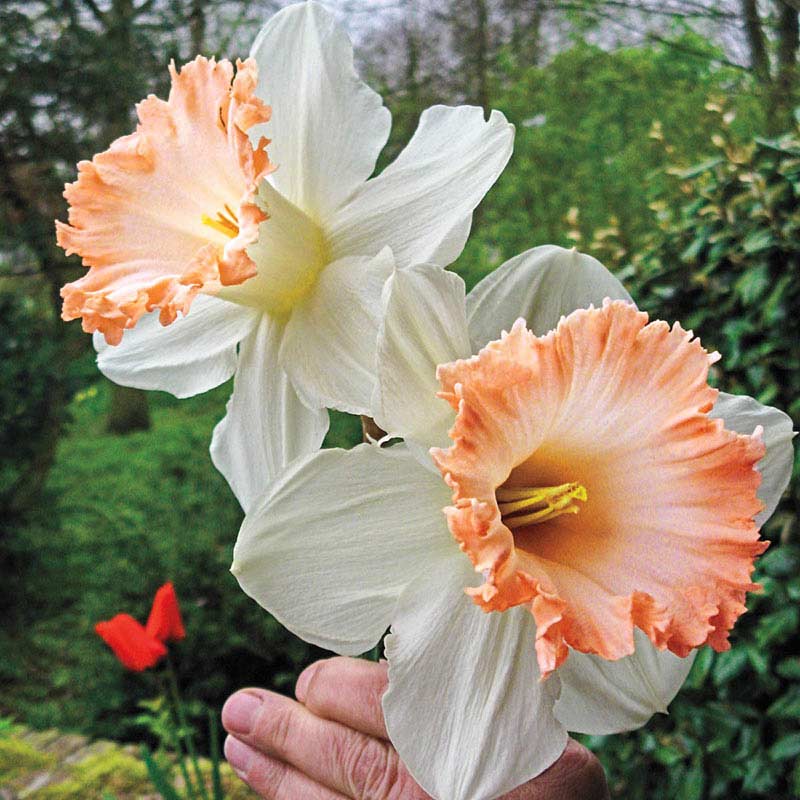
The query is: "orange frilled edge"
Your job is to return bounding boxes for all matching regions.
[57,56,273,345]
[431,301,767,678]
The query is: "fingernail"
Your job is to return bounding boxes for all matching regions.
[224,735,255,778]
[295,661,320,703]
[222,691,262,735]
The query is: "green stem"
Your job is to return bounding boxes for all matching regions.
[166,655,210,800]
[208,710,224,800]
[158,671,197,800]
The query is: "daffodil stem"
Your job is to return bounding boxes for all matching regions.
[360,415,387,444]
[166,656,210,800]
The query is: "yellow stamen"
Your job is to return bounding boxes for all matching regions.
[497,482,587,528]
[201,203,240,238]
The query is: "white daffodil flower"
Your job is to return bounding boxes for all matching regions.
[57,1,513,511]
[231,246,794,800]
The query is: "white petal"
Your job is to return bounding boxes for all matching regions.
[280,248,395,414]
[210,315,329,513]
[554,630,696,735]
[373,264,470,448]
[249,1,390,222]
[429,214,473,267]
[94,295,259,398]
[466,245,632,350]
[711,392,796,526]
[329,106,514,269]
[384,558,567,800]
[232,443,454,655]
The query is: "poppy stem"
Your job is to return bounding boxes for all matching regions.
[165,654,210,800]
[157,671,197,800]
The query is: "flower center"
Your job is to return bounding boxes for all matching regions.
[496,482,587,529]
[216,182,330,319]
[201,204,240,238]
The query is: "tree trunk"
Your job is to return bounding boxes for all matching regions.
[771,2,800,133]
[103,0,151,434]
[474,0,490,112]
[190,0,206,54]
[107,383,152,434]
[741,0,771,85]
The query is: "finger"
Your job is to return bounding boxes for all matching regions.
[502,739,610,800]
[296,656,390,739]
[222,688,428,800]
[224,735,349,800]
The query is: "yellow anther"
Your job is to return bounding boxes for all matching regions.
[497,482,587,528]
[201,203,239,238]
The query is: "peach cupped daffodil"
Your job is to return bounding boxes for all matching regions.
[231,246,794,800]
[56,1,513,511]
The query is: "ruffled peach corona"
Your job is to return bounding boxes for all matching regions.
[431,300,767,678]
[57,56,272,345]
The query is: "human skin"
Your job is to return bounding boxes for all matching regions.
[221,656,610,800]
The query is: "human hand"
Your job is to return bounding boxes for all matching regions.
[221,656,610,800]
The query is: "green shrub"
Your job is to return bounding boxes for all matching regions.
[0,384,356,744]
[0,290,74,517]
[0,737,55,783]
[578,115,800,799]
[451,35,763,291]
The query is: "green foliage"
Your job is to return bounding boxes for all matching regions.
[625,117,800,441]
[453,35,764,290]
[584,546,800,799]
[32,749,150,800]
[0,383,334,743]
[0,737,55,782]
[574,116,800,799]
[0,287,90,517]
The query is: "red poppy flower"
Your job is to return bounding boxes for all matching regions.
[96,582,185,671]
[95,614,167,671]
[145,582,186,643]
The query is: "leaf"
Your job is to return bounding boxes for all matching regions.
[208,710,224,800]
[755,606,799,648]
[768,687,800,720]
[680,230,709,262]
[758,545,800,578]
[734,263,770,302]
[741,229,775,255]
[712,648,748,686]
[652,742,685,767]
[769,733,800,762]
[683,757,705,800]
[776,658,800,680]
[141,747,183,800]
[677,156,724,178]
[745,645,770,676]
[685,646,715,690]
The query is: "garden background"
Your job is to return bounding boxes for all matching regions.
[1,0,799,797]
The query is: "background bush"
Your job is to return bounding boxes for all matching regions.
[570,113,800,800]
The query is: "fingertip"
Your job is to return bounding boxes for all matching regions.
[296,659,323,703]
[223,734,256,780]
[221,688,265,736]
